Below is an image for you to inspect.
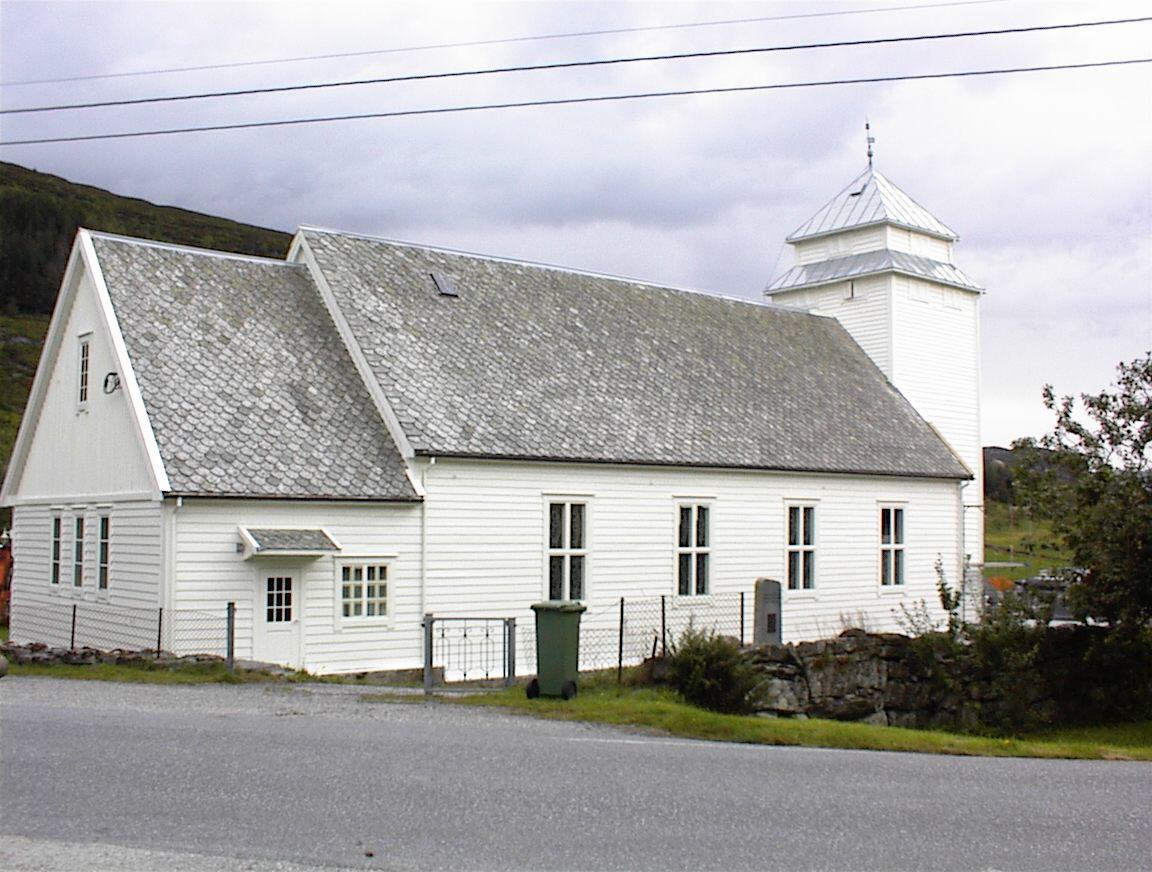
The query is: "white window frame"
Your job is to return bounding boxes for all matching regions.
[545,498,589,601]
[98,513,111,591]
[50,513,62,586]
[72,514,85,588]
[879,504,907,588]
[264,575,295,623]
[675,500,711,597]
[77,334,91,410]
[334,556,396,626]
[785,502,817,592]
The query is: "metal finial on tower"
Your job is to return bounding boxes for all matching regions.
[866,121,875,169]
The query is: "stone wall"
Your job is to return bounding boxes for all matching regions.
[745,628,972,729]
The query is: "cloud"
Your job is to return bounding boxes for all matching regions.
[2,0,1149,448]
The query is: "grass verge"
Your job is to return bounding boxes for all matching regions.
[4,659,420,687]
[8,661,256,685]
[456,683,1152,761]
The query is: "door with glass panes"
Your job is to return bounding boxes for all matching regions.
[252,567,302,667]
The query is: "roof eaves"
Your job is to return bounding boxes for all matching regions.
[415,450,972,481]
[787,218,958,245]
[767,265,982,296]
[167,490,424,503]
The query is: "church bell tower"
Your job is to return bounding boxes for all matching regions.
[766,162,985,571]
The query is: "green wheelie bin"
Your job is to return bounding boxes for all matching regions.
[526,601,586,700]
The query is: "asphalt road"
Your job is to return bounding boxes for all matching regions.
[1,678,1149,871]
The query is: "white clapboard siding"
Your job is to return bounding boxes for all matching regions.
[13,264,156,502]
[170,499,422,673]
[423,458,961,649]
[794,225,887,265]
[8,500,164,648]
[892,276,984,561]
[885,226,954,262]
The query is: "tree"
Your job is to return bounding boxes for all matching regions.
[1014,353,1152,632]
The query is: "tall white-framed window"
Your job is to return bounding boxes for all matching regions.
[880,506,906,586]
[547,501,587,600]
[50,515,62,585]
[98,515,111,590]
[73,515,85,587]
[676,502,710,596]
[78,335,91,407]
[339,561,390,619]
[786,504,816,591]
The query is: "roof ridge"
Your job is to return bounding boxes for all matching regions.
[87,229,295,266]
[299,225,805,315]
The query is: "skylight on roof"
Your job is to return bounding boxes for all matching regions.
[430,271,459,297]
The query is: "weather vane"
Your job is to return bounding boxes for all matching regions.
[866,121,875,169]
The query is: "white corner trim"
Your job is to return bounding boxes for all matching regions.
[80,230,171,495]
[290,233,425,498]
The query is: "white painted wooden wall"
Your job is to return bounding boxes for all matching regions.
[6,256,167,650]
[772,218,984,577]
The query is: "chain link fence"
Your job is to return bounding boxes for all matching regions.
[10,597,233,658]
[430,592,751,687]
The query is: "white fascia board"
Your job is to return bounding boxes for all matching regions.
[8,489,161,506]
[79,230,171,496]
[289,232,425,498]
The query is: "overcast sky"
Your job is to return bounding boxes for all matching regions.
[1,0,1149,447]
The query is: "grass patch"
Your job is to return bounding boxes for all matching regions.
[456,683,1152,761]
[3,657,421,687]
[8,661,253,685]
[358,692,426,704]
[984,501,1071,582]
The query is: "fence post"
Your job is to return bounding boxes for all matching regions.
[617,597,625,686]
[660,595,667,657]
[739,591,745,647]
[225,601,235,669]
[504,617,516,687]
[156,607,164,653]
[423,613,435,694]
[69,603,78,650]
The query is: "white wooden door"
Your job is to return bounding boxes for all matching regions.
[252,571,302,668]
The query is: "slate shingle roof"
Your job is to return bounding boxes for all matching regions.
[245,528,340,553]
[302,229,970,480]
[788,169,958,243]
[765,249,982,295]
[91,235,417,500]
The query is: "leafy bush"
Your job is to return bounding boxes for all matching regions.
[958,591,1152,732]
[667,628,757,715]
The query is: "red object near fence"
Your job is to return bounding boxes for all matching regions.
[0,538,12,624]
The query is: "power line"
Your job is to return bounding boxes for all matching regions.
[3,57,1147,148]
[6,16,1146,116]
[0,0,1007,87]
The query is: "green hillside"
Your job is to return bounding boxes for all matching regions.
[0,161,293,521]
[0,160,291,315]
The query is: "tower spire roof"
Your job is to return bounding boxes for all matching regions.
[786,168,958,243]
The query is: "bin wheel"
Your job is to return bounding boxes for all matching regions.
[526,678,540,699]
[561,680,578,700]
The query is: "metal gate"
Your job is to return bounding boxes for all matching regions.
[422,614,517,692]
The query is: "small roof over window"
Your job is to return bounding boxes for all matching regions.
[239,527,341,560]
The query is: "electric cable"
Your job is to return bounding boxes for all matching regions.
[5,16,1147,116]
[2,57,1147,147]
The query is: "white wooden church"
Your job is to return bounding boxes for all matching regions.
[1,166,983,673]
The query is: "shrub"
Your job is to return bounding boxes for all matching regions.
[667,628,757,715]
